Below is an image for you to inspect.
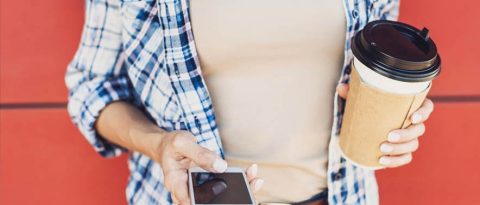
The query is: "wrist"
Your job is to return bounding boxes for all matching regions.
[128,124,166,159]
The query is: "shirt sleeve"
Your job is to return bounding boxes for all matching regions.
[65,0,134,158]
[381,0,400,21]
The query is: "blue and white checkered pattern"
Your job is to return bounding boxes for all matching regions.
[66,0,399,204]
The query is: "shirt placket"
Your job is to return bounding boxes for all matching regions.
[326,0,370,204]
[156,0,224,156]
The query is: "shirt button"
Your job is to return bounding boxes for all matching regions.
[352,9,359,19]
[334,172,344,181]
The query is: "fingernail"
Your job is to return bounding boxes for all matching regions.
[212,181,227,195]
[380,144,393,153]
[255,179,264,192]
[249,164,258,177]
[412,113,423,124]
[388,132,401,142]
[213,158,227,173]
[379,157,391,165]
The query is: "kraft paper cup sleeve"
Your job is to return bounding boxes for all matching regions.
[339,66,431,169]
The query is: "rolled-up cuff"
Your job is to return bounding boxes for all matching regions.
[68,77,134,158]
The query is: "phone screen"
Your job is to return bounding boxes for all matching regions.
[191,172,253,204]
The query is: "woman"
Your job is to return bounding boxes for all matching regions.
[65,0,433,204]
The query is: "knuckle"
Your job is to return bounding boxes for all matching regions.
[427,98,434,110]
[195,149,212,163]
[396,130,407,140]
[405,154,413,163]
[412,140,420,151]
[417,123,426,135]
[172,134,188,149]
[172,132,196,149]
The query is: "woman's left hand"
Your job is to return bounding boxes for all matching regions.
[337,83,434,168]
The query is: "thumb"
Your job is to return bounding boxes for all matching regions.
[178,139,227,173]
[336,83,349,99]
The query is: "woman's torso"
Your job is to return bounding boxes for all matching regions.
[190,0,346,202]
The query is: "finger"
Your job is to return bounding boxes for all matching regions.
[164,171,183,204]
[249,178,264,193]
[171,194,179,204]
[380,139,419,155]
[411,98,434,124]
[169,172,190,205]
[173,135,227,173]
[379,153,413,168]
[336,83,349,99]
[162,154,189,179]
[246,164,258,182]
[387,123,425,143]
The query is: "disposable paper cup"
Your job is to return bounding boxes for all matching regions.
[339,20,441,169]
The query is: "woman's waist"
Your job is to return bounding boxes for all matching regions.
[224,156,328,203]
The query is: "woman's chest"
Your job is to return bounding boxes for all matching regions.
[189,0,346,75]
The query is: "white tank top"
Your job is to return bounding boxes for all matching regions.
[190,0,346,203]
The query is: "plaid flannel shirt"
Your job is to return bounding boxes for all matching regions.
[65,0,400,204]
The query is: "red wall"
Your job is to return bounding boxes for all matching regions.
[376,1,480,204]
[0,0,479,204]
[0,1,130,204]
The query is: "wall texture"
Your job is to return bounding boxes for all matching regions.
[1,0,479,204]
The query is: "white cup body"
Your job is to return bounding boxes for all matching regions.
[353,57,430,94]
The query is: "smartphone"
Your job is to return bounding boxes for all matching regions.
[188,167,256,205]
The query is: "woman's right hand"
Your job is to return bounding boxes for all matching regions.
[95,102,263,204]
[148,130,228,204]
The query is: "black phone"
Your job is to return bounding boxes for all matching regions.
[188,167,256,205]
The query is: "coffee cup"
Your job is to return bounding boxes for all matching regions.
[338,20,441,169]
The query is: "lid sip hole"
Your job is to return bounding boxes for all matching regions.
[420,28,430,41]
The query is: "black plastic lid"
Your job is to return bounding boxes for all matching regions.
[351,20,441,82]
